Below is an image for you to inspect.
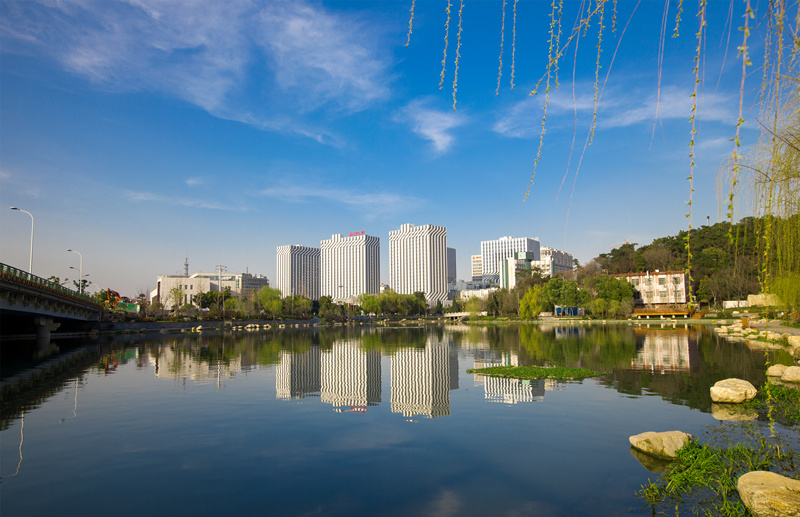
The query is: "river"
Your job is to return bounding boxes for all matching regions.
[0,323,792,516]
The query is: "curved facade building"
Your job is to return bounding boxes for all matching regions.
[320,233,380,303]
[389,223,447,306]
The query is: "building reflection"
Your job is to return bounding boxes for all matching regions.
[321,340,381,412]
[149,346,242,387]
[631,329,692,372]
[276,347,321,400]
[390,335,457,419]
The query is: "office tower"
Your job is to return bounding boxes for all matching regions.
[446,247,456,286]
[320,232,380,302]
[276,245,321,300]
[389,223,447,306]
[471,255,482,282]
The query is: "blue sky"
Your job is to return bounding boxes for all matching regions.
[1,0,766,297]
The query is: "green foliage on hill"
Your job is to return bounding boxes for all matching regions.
[591,217,774,306]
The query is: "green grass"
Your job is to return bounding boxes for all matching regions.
[466,365,604,380]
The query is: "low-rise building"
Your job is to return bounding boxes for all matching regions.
[614,270,688,306]
[150,271,270,308]
[531,247,574,278]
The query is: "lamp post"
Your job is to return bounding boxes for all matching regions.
[9,207,34,274]
[66,249,83,294]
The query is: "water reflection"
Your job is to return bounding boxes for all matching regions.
[631,328,693,372]
[321,340,381,411]
[390,334,455,418]
[2,324,791,427]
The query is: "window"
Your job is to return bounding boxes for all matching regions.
[658,277,666,286]
[645,278,652,286]
[660,290,668,298]
[631,278,639,286]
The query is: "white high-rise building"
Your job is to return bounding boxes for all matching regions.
[480,236,541,280]
[320,232,380,303]
[276,245,320,300]
[389,223,448,306]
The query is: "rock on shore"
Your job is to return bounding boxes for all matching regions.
[629,431,693,460]
[710,378,758,403]
[737,471,800,517]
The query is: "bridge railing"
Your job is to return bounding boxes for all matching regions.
[0,262,102,306]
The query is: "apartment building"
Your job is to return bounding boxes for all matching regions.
[276,245,321,300]
[389,223,448,306]
[320,232,380,303]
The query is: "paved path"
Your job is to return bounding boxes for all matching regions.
[749,320,800,337]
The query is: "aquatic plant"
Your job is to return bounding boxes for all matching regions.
[638,380,800,515]
[466,365,603,380]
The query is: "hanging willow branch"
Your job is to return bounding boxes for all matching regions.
[440,0,452,90]
[686,0,707,307]
[405,0,416,47]
[453,0,464,110]
[496,0,507,96]
[511,0,518,90]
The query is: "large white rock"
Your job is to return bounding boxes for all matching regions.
[710,378,758,403]
[628,431,693,460]
[767,364,788,377]
[737,471,800,517]
[781,366,800,383]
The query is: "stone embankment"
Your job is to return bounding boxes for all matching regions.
[713,318,800,360]
[97,317,322,335]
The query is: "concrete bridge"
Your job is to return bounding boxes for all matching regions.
[0,263,103,340]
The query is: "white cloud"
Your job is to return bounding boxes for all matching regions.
[395,99,467,154]
[493,84,735,138]
[0,0,393,142]
[125,190,245,211]
[259,184,424,217]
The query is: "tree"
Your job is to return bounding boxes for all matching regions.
[167,286,183,311]
[465,296,483,317]
[519,286,544,319]
[258,286,283,318]
[46,275,69,287]
[318,295,339,319]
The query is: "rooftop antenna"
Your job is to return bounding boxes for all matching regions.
[184,254,189,277]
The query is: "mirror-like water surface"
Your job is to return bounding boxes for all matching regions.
[1,324,791,516]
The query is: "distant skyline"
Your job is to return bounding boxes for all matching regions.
[1,1,766,296]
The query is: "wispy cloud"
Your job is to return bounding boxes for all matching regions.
[395,98,467,154]
[259,184,424,217]
[125,190,245,211]
[185,176,211,187]
[493,84,735,138]
[0,0,393,142]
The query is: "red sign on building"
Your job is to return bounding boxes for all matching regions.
[349,231,365,237]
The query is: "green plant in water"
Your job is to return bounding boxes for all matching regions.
[466,365,603,380]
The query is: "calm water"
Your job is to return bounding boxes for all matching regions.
[0,323,792,516]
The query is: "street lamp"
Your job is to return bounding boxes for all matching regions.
[66,249,83,294]
[9,207,34,274]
